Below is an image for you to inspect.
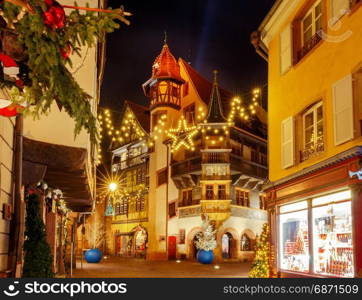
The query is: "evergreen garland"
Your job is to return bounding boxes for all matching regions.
[249,223,270,278]
[23,192,54,278]
[0,1,126,142]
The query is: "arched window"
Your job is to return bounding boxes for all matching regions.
[241,234,252,251]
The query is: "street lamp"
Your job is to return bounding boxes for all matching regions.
[108,182,118,193]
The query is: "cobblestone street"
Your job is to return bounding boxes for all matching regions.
[72,257,251,278]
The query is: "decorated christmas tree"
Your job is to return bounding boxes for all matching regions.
[249,223,270,278]
[23,192,54,277]
[194,217,217,251]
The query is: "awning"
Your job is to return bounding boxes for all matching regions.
[22,137,93,212]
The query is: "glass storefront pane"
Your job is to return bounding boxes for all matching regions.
[313,201,354,277]
[279,210,309,272]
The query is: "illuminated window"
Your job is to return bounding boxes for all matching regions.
[206,185,214,200]
[301,101,324,161]
[218,185,226,200]
[235,189,250,207]
[302,1,322,47]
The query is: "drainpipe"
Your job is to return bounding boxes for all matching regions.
[10,114,24,277]
[250,31,268,62]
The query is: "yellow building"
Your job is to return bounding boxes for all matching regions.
[255,0,362,277]
[110,101,150,258]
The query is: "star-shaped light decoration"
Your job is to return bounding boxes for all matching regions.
[167,116,199,153]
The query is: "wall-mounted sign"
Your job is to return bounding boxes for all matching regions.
[349,169,362,180]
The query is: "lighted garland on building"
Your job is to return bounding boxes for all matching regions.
[97,88,261,158]
[166,115,199,153]
[249,223,271,278]
[0,0,131,142]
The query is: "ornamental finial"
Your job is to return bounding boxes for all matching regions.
[213,70,218,85]
[164,31,168,45]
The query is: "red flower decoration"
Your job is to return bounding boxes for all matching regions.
[43,1,65,30]
[60,44,71,59]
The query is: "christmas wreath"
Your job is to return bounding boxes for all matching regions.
[0,0,131,142]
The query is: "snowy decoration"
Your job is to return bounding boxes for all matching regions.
[194,217,217,251]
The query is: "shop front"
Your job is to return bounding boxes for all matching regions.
[266,147,362,278]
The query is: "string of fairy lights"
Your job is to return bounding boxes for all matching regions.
[97,88,261,163]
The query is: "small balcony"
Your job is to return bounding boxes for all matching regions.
[178,205,202,218]
[171,155,201,177]
[202,151,230,164]
[230,154,268,179]
[300,142,324,162]
[113,153,148,172]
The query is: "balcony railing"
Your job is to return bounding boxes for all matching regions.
[230,154,268,179]
[202,151,230,164]
[171,156,201,177]
[178,205,202,218]
[297,33,322,62]
[113,153,148,171]
[300,142,324,162]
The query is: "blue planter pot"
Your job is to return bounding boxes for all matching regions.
[196,250,214,264]
[84,248,102,263]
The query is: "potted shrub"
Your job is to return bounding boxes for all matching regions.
[194,217,217,264]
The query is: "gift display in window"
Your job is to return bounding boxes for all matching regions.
[279,210,309,272]
[313,201,354,277]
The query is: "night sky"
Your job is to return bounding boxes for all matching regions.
[101,0,276,111]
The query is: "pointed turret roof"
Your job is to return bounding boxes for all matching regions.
[151,43,183,83]
[206,70,226,123]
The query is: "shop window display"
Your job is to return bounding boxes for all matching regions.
[279,208,309,273]
[313,199,353,277]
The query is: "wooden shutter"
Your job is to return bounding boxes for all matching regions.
[333,74,354,145]
[331,0,350,21]
[281,117,295,169]
[280,24,292,74]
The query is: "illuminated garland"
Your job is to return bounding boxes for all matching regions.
[166,116,199,153]
[97,88,261,159]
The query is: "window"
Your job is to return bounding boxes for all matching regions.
[302,1,322,46]
[115,202,121,215]
[120,198,128,215]
[279,202,309,273]
[157,168,168,186]
[169,202,176,218]
[294,0,324,62]
[301,101,324,161]
[260,195,267,210]
[241,234,252,251]
[136,195,145,212]
[184,103,195,124]
[218,185,226,200]
[312,191,353,277]
[183,81,189,97]
[206,185,214,200]
[181,190,193,206]
[235,189,250,207]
